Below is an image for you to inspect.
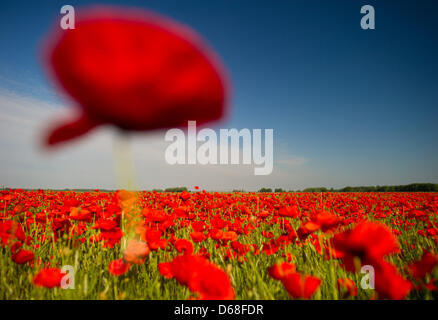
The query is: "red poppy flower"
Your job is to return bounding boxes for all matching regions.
[311,210,341,232]
[158,262,173,279]
[174,239,194,255]
[337,278,357,297]
[191,221,208,232]
[268,262,296,280]
[151,239,169,251]
[0,220,25,245]
[278,206,300,218]
[11,249,35,264]
[43,6,229,146]
[10,241,23,254]
[373,260,413,300]
[209,228,224,240]
[108,258,131,276]
[158,254,205,286]
[69,207,92,222]
[302,221,320,233]
[173,207,188,219]
[145,229,162,243]
[123,239,150,264]
[221,231,238,242]
[297,225,315,240]
[91,228,123,248]
[158,254,234,299]
[331,221,399,271]
[189,263,235,300]
[408,250,438,279]
[423,279,437,291]
[258,210,271,219]
[180,191,191,202]
[92,219,118,231]
[280,273,321,299]
[33,268,66,288]
[190,231,206,243]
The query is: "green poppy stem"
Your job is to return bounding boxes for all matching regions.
[113,130,137,191]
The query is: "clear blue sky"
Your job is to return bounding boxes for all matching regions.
[0,0,437,189]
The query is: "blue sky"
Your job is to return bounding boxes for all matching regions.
[0,0,437,190]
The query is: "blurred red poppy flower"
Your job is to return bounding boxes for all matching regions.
[189,263,235,300]
[145,229,162,243]
[149,238,168,251]
[158,262,173,279]
[209,228,224,240]
[10,241,23,254]
[268,262,321,299]
[332,221,399,271]
[373,260,413,300]
[158,254,234,300]
[268,262,296,280]
[11,249,35,264]
[180,191,191,202]
[281,273,321,299]
[43,6,229,146]
[311,210,340,232]
[174,239,194,255]
[221,231,238,242]
[0,220,25,246]
[190,231,206,243]
[278,206,300,218]
[337,278,357,297]
[33,268,66,288]
[332,222,412,299]
[92,219,118,231]
[108,258,131,276]
[408,250,438,279]
[123,239,150,264]
[191,221,208,232]
[69,207,92,222]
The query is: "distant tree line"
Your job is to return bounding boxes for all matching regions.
[257,188,286,192]
[280,183,438,193]
[332,183,438,192]
[163,187,188,192]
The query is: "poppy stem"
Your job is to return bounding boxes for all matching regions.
[113,130,137,191]
[113,130,139,251]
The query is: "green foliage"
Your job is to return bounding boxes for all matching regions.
[295,183,438,193]
[302,187,328,193]
[337,183,438,192]
[164,187,188,192]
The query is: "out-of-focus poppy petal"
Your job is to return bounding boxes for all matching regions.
[337,278,358,297]
[174,239,194,255]
[43,6,229,146]
[108,258,131,276]
[46,113,101,146]
[123,239,150,264]
[11,249,34,264]
[268,262,296,280]
[280,273,321,299]
[408,250,438,279]
[33,268,66,288]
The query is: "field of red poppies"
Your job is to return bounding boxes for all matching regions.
[0,189,437,300]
